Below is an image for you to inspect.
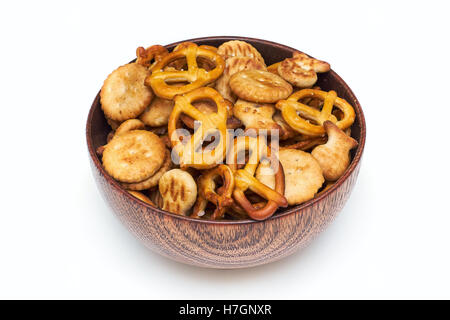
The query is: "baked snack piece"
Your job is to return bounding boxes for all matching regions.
[128,191,156,206]
[278,52,330,88]
[168,87,228,169]
[215,56,266,102]
[272,111,297,140]
[96,39,358,221]
[191,165,235,219]
[159,169,197,215]
[106,117,122,130]
[100,63,153,122]
[229,70,292,103]
[256,149,324,205]
[102,130,165,183]
[311,121,358,181]
[267,62,281,75]
[217,40,265,66]
[180,98,241,130]
[136,45,169,70]
[121,149,172,190]
[145,42,225,99]
[276,88,355,136]
[139,97,174,127]
[114,119,146,136]
[233,99,281,134]
[229,136,288,220]
[280,135,327,151]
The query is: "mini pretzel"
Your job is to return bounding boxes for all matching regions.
[280,136,327,151]
[168,87,229,169]
[272,111,297,140]
[226,198,266,220]
[191,165,235,220]
[229,136,288,220]
[180,99,241,129]
[276,89,355,136]
[174,42,218,53]
[136,45,168,70]
[145,43,225,99]
[170,42,218,71]
[278,52,330,88]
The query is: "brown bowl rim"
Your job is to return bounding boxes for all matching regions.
[86,36,366,226]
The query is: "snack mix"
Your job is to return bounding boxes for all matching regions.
[97,40,358,221]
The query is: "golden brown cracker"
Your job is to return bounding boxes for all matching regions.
[102,130,165,183]
[229,70,292,103]
[101,63,153,121]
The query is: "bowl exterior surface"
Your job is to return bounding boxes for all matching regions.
[87,36,366,269]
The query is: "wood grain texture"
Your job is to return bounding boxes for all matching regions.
[86,36,366,269]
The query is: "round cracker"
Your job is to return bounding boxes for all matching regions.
[229,70,292,103]
[114,119,145,136]
[256,149,324,205]
[139,97,174,127]
[159,169,197,215]
[102,130,165,183]
[215,56,266,102]
[121,149,172,190]
[217,40,265,66]
[100,63,153,122]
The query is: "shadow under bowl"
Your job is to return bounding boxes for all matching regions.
[86,36,366,269]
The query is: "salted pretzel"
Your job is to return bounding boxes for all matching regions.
[145,43,225,99]
[136,45,168,71]
[276,89,355,136]
[229,136,288,220]
[168,87,229,169]
[280,136,327,151]
[191,165,235,220]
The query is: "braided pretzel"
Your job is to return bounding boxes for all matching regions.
[145,43,225,99]
[229,136,287,220]
[191,165,235,220]
[276,89,355,136]
[168,87,229,169]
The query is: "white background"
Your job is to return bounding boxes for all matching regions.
[0,0,449,299]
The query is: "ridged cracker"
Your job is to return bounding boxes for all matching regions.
[159,169,197,215]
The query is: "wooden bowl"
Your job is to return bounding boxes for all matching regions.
[86,36,366,269]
